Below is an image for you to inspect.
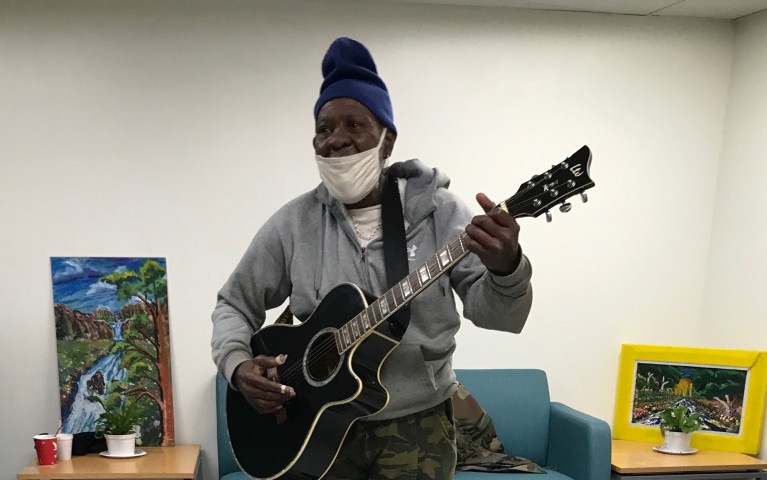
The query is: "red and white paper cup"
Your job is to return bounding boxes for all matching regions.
[33,434,57,466]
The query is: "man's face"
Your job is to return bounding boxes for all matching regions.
[313,98,394,158]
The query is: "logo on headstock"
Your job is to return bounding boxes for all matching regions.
[569,164,584,177]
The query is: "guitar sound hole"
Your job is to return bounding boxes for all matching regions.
[305,331,342,384]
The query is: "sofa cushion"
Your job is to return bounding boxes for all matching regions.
[453,384,544,474]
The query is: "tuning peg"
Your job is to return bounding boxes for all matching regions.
[580,192,589,203]
[545,211,552,223]
[559,202,572,213]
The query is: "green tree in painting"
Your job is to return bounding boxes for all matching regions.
[694,369,746,398]
[100,260,174,446]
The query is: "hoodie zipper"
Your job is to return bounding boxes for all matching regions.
[359,246,373,292]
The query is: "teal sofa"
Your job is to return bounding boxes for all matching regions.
[216,369,611,480]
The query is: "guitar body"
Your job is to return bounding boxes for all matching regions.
[226,283,402,480]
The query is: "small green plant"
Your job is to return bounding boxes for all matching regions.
[660,405,701,434]
[88,393,144,441]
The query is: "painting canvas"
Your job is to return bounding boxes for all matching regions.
[613,344,767,453]
[631,362,747,434]
[51,257,175,446]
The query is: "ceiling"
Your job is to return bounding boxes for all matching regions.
[373,0,767,20]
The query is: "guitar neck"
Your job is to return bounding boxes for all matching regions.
[333,144,595,354]
[334,232,471,353]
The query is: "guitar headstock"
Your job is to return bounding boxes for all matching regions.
[502,145,594,221]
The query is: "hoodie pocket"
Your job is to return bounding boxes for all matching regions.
[386,343,437,391]
[410,276,459,355]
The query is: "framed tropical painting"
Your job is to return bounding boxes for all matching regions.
[613,344,767,453]
[51,257,175,446]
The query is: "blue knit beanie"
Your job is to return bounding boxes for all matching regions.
[314,37,396,134]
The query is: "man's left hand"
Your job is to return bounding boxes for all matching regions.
[464,193,521,276]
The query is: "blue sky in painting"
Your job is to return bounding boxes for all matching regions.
[50,257,167,314]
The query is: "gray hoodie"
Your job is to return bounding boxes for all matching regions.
[211,159,533,420]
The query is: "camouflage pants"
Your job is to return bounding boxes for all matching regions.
[323,399,457,480]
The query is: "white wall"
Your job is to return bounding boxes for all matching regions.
[703,9,767,459]
[0,1,736,478]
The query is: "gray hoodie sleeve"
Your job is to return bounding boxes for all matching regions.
[211,213,292,384]
[434,189,533,333]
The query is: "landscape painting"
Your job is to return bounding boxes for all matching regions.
[614,344,767,453]
[631,361,747,435]
[51,257,175,446]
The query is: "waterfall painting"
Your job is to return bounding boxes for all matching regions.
[51,257,175,447]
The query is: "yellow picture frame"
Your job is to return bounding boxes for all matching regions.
[613,344,767,453]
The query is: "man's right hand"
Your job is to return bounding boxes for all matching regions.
[233,355,296,414]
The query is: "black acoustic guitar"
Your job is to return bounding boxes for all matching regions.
[226,145,595,479]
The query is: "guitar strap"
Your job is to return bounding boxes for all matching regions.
[381,174,410,336]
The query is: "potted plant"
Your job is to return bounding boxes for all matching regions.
[88,393,144,456]
[659,405,701,452]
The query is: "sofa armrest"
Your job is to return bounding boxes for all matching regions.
[546,402,612,480]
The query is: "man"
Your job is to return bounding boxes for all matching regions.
[212,37,533,480]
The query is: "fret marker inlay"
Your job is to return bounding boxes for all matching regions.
[401,279,412,297]
[439,249,450,267]
[419,266,429,283]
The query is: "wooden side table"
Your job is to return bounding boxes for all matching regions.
[611,439,767,479]
[17,444,201,480]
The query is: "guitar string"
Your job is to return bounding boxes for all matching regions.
[273,181,576,386]
[274,243,457,386]
[274,226,470,385]
[274,179,580,386]
[275,256,446,385]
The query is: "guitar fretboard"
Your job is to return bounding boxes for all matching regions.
[334,232,471,353]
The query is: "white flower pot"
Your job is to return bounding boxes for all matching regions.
[663,431,693,452]
[105,433,137,456]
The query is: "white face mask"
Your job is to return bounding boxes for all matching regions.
[315,129,388,205]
